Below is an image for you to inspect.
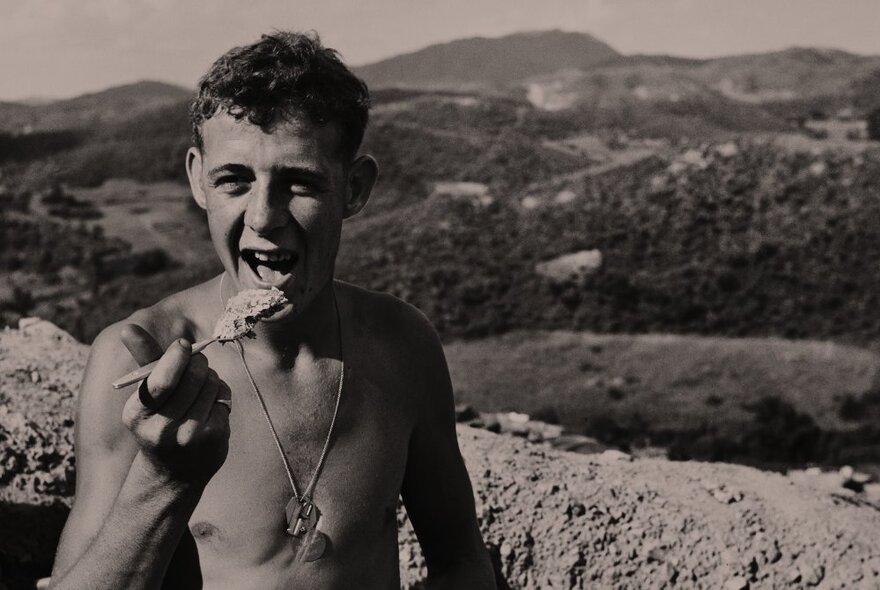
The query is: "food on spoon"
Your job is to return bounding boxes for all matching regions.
[213,287,288,341]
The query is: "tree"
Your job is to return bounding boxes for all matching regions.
[868,107,880,141]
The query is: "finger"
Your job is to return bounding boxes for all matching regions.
[217,380,232,405]
[140,338,192,409]
[175,372,220,445]
[205,379,232,424]
[157,353,210,420]
[206,396,233,431]
[184,369,222,424]
[120,324,165,367]
[214,383,232,417]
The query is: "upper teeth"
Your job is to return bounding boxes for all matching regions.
[253,251,293,262]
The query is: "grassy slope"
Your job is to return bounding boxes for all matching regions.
[444,330,880,468]
[445,331,879,431]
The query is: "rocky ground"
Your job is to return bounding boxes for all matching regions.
[2,320,880,589]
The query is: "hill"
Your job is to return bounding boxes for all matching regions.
[522,47,880,113]
[357,31,880,120]
[355,30,620,87]
[2,320,880,589]
[337,140,880,345]
[445,331,880,471]
[691,47,880,104]
[0,80,191,133]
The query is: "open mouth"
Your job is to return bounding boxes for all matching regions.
[240,248,299,287]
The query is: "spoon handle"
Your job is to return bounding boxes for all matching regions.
[111,338,218,390]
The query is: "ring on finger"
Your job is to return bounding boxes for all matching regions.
[137,379,160,411]
[214,399,232,411]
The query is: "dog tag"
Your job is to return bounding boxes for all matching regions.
[302,531,328,562]
[285,497,317,537]
[285,496,301,536]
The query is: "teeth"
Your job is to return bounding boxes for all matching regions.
[251,251,293,263]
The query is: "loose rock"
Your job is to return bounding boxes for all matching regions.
[724,576,749,590]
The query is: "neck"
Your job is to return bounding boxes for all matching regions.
[221,276,341,368]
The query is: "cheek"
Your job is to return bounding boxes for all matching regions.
[206,200,244,247]
[297,201,340,236]
[297,205,343,259]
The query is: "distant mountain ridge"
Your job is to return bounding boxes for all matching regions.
[355,30,880,111]
[355,30,620,87]
[0,80,191,133]
[55,80,190,110]
[4,32,880,136]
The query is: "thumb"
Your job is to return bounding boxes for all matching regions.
[120,324,165,367]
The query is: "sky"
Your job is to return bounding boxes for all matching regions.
[2,0,880,101]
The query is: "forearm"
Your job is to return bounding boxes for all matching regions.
[50,453,203,590]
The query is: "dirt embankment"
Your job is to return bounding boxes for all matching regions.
[2,320,880,589]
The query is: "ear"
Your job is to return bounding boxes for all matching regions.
[186,147,207,210]
[343,155,378,219]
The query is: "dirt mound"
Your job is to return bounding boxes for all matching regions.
[2,320,880,589]
[0,319,82,506]
[402,429,880,589]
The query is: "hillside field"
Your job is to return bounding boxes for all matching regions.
[445,330,880,472]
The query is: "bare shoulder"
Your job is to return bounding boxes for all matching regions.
[336,280,443,360]
[336,280,450,409]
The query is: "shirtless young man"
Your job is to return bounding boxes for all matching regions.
[48,31,495,590]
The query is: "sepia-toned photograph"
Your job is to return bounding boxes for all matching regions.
[2,1,880,588]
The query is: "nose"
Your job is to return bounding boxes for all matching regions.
[243,181,288,235]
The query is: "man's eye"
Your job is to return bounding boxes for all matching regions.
[290,184,318,196]
[214,178,249,193]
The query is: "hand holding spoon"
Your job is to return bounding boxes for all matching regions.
[112,287,288,389]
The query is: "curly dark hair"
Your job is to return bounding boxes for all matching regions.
[190,31,371,160]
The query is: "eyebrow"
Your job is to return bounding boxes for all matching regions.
[207,164,252,179]
[207,164,329,186]
[275,165,330,187]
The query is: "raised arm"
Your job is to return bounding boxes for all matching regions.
[399,313,495,589]
[49,321,229,590]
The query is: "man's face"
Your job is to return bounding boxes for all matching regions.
[188,112,359,319]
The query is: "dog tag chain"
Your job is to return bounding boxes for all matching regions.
[224,276,343,561]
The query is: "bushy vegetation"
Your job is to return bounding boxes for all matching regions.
[362,95,612,201]
[519,96,786,141]
[1,204,181,340]
[340,142,880,345]
[1,215,122,275]
[56,260,222,343]
[48,137,190,187]
[674,396,880,469]
[587,394,880,469]
[0,130,85,163]
[384,97,522,135]
[868,106,880,141]
[40,185,103,219]
[2,100,191,189]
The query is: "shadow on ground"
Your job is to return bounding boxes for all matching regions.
[0,501,69,590]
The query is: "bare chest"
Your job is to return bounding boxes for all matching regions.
[188,346,414,573]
